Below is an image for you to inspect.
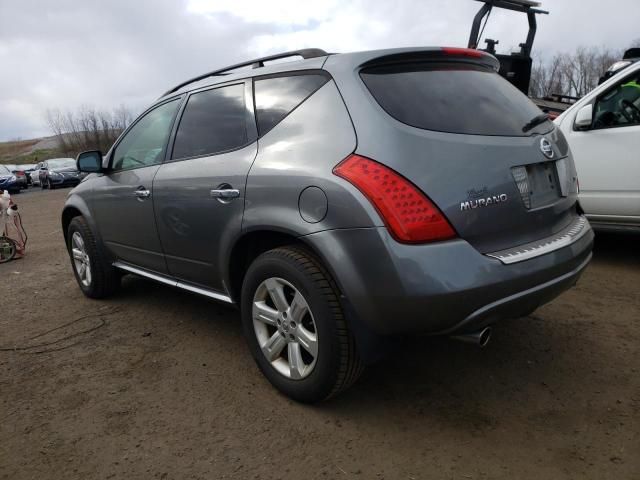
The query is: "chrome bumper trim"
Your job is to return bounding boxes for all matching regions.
[486,216,591,265]
[113,261,233,303]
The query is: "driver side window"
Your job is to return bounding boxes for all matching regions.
[111,99,180,171]
[594,72,640,129]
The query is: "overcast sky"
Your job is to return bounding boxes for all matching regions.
[1,0,638,141]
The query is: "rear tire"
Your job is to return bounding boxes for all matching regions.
[67,216,120,298]
[241,246,363,403]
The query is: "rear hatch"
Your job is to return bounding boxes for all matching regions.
[354,49,578,253]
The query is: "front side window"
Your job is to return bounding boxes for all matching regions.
[254,73,329,136]
[112,99,180,170]
[172,83,247,160]
[594,72,640,129]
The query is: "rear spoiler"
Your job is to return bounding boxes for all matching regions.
[360,47,500,72]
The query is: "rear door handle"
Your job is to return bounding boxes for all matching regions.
[134,187,151,199]
[210,189,240,200]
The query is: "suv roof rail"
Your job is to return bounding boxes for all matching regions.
[161,48,329,97]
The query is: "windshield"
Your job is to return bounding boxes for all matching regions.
[361,62,550,136]
[48,158,76,169]
[0,165,11,175]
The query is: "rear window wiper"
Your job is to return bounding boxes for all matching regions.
[522,113,550,133]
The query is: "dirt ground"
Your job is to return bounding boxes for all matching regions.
[1,187,638,480]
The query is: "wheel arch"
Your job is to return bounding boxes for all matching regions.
[226,229,339,306]
[227,228,385,365]
[61,196,96,244]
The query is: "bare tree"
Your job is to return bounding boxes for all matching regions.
[530,53,564,98]
[46,105,135,157]
[530,45,623,99]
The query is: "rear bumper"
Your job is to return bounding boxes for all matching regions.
[303,217,593,335]
[440,252,590,334]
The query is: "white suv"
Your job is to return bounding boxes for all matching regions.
[555,61,640,232]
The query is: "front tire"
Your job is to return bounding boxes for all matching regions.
[67,216,120,298]
[241,246,363,403]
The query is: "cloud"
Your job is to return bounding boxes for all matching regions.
[0,0,638,140]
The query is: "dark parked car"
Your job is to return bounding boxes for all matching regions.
[5,164,28,190]
[0,164,22,193]
[63,47,593,402]
[40,158,83,189]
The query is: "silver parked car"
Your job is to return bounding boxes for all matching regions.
[63,47,593,402]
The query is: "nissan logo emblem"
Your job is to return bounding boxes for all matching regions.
[540,138,554,159]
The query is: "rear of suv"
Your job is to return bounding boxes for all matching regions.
[63,47,593,402]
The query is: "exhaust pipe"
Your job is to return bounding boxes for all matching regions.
[451,327,492,348]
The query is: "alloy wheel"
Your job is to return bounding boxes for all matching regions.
[252,277,318,380]
[71,231,92,287]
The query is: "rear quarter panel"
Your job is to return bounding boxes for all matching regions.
[242,80,381,236]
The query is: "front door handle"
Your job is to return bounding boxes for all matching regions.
[210,189,240,200]
[134,187,151,199]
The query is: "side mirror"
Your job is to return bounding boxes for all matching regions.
[77,150,104,173]
[574,104,593,130]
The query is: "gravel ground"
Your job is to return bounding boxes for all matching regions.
[1,187,638,480]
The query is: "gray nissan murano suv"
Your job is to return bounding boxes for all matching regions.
[63,47,593,402]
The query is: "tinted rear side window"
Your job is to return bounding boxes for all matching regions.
[361,63,546,136]
[254,73,329,136]
[172,83,247,159]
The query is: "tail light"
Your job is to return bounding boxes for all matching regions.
[333,154,456,243]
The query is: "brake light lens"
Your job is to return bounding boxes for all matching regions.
[333,154,456,243]
[441,47,485,58]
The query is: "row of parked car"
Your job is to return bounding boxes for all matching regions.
[0,158,84,193]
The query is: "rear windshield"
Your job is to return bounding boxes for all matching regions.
[360,62,548,136]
